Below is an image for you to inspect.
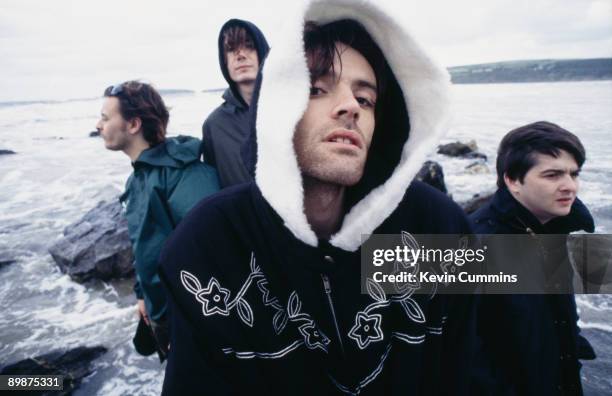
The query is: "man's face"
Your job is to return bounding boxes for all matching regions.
[505,149,580,223]
[225,36,259,84]
[96,97,131,152]
[293,44,377,186]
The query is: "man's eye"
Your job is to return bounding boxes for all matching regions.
[571,171,580,179]
[356,97,374,107]
[309,87,325,96]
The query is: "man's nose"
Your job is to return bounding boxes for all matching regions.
[332,86,360,123]
[235,48,246,60]
[559,174,578,193]
[95,120,102,131]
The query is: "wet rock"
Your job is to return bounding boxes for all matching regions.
[465,161,490,174]
[461,191,494,214]
[0,260,17,270]
[568,234,612,293]
[49,199,134,282]
[437,140,487,160]
[89,130,101,137]
[0,149,17,155]
[1,346,107,395]
[416,161,447,194]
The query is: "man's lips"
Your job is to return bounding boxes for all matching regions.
[556,197,574,205]
[235,65,252,72]
[324,129,364,150]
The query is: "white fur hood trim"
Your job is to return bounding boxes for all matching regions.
[255,0,452,251]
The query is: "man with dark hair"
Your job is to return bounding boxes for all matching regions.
[470,121,596,395]
[201,19,269,187]
[97,81,220,358]
[160,2,474,394]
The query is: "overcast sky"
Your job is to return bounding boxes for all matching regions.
[1,0,611,102]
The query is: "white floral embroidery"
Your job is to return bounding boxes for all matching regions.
[348,231,437,350]
[180,253,263,327]
[182,252,329,356]
[287,291,331,352]
[348,312,383,349]
[222,340,304,359]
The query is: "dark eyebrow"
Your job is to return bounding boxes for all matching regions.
[354,79,377,94]
[540,167,579,175]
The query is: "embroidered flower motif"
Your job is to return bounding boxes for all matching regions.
[349,312,383,349]
[195,277,231,316]
[298,323,330,351]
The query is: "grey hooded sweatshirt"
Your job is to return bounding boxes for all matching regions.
[201,19,269,188]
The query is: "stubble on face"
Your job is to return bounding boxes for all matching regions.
[97,97,130,152]
[293,44,377,187]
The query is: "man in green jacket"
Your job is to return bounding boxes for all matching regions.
[96,81,220,358]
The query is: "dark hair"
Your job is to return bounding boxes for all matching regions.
[222,25,255,56]
[496,121,586,188]
[303,19,387,119]
[104,81,169,146]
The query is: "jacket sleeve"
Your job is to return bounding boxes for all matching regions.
[161,296,234,395]
[134,274,144,299]
[133,187,176,322]
[158,215,238,396]
[201,120,217,166]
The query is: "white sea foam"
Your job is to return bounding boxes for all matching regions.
[578,321,612,333]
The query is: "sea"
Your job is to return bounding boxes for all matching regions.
[0,80,611,395]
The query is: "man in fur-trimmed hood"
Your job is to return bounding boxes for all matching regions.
[160,1,475,394]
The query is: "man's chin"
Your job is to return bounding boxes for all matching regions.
[317,168,364,187]
[103,142,121,151]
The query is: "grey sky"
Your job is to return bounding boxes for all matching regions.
[1,0,611,102]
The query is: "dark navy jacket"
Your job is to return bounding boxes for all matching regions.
[201,19,269,188]
[160,182,475,395]
[162,2,476,394]
[470,187,596,396]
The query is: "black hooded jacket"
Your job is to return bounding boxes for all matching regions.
[469,187,596,396]
[201,19,269,188]
[161,2,476,394]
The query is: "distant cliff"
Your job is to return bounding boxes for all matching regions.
[449,58,612,84]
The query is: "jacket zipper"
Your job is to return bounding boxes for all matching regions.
[321,274,345,355]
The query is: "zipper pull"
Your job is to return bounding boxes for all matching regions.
[322,274,331,294]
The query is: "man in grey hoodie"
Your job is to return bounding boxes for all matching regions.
[201,19,269,188]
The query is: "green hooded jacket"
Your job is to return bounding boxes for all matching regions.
[120,135,220,321]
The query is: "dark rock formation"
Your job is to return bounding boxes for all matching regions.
[0,149,17,155]
[49,199,134,282]
[89,130,101,137]
[416,161,447,194]
[465,160,490,174]
[460,191,494,214]
[1,346,107,395]
[437,140,487,160]
[0,260,16,270]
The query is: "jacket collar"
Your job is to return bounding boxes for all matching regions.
[490,187,594,234]
[221,88,247,113]
[133,136,201,169]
